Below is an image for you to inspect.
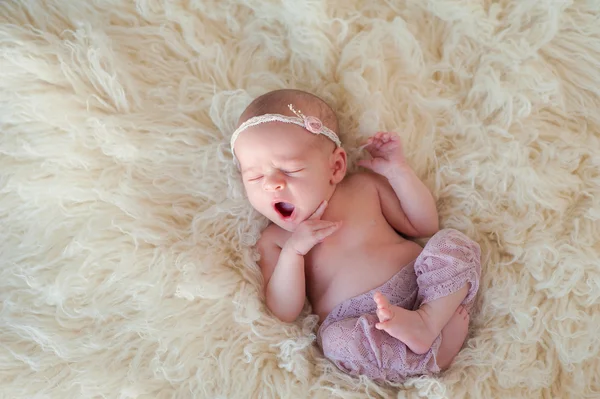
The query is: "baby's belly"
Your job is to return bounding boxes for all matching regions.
[306,239,423,322]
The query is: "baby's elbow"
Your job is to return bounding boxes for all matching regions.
[430,218,440,234]
[265,295,301,323]
[277,313,299,323]
[272,307,300,323]
[412,220,439,238]
[422,220,440,237]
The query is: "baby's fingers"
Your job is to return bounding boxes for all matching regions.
[309,200,328,220]
[315,222,342,242]
[308,219,339,229]
[379,132,393,141]
[362,134,382,146]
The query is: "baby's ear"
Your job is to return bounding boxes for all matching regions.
[330,147,347,184]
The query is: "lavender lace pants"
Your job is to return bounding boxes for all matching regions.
[316,229,481,383]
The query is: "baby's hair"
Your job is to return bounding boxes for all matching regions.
[238,89,339,135]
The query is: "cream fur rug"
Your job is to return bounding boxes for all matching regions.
[1,0,599,398]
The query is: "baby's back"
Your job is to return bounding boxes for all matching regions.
[271,172,423,322]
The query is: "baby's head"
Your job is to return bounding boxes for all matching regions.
[231,89,347,232]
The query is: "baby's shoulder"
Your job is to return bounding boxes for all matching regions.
[342,171,381,192]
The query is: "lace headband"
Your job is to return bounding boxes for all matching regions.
[230,104,342,156]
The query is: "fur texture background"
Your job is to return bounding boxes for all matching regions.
[1,0,599,398]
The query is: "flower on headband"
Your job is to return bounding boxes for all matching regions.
[288,104,324,134]
[304,116,323,134]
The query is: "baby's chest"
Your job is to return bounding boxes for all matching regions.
[322,189,386,243]
[306,201,390,266]
[303,210,402,312]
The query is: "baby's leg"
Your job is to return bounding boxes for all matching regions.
[436,305,469,369]
[374,284,468,354]
[375,228,480,355]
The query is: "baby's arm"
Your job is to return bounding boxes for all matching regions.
[257,201,340,323]
[382,166,438,237]
[360,132,438,237]
[257,230,307,323]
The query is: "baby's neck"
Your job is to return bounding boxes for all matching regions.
[324,181,342,204]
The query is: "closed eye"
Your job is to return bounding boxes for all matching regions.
[247,175,263,182]
[282,168,304,175]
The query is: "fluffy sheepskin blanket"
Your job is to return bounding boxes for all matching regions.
[1,0,599,398]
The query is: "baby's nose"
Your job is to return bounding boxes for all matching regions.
[263,174,286,191]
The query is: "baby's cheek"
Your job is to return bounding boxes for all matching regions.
[247,193,268,214]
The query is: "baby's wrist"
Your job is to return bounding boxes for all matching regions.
[282,240,305,257]
[384,163,412,180]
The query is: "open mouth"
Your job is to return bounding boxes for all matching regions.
[274,202,295,219]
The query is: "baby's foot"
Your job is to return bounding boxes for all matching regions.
[373,292,439,355]
[436,306,470,369]
[374,291,394,323]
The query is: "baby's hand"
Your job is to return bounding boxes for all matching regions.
[285,200,341,256]
[358,132,408,178]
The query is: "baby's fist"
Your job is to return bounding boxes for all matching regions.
[358,132,408,178]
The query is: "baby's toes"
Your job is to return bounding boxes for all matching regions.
[373,292,394,321]
[373,292,389,308]
[377,307,393,322]
[376,308,385,322]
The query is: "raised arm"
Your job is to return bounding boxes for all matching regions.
[359,132,439,237]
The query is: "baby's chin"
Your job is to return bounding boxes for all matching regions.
[269,218,297,233]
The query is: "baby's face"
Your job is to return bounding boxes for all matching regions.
[234,122,336,232]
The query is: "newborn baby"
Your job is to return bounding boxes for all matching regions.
[231,89,481,382]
